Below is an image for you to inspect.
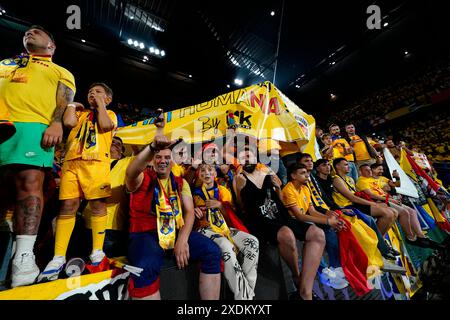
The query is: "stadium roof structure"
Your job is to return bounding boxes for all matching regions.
[0,0,448,117]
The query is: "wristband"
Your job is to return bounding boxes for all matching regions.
[67,103,77,108]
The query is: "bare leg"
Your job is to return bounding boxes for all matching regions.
[14,169,45,235]
[277,226,300,285]
[199,272,221,300]
[299,225,325,300]
[408,208,426,237]
[370,205,396,235]
[397,208,415,239]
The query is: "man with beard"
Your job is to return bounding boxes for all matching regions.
[233,145,325,300]
[0,25,76,287]
[124,112,221,300]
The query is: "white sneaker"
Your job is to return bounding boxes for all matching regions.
[90,250,106,266]
[37,256,66,282]
[11,252,40,288]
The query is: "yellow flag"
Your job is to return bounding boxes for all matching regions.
[399,149,417,181]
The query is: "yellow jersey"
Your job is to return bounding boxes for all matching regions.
[0,54,75,124]
[356,176,386,197]
[349,135,371,161]
[282,182,311,217]
[332,137,354,162]
[64,110,118,162]
[83,156,135,230]
[332,175,355,207]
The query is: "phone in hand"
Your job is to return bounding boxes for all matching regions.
[149,109,164,123]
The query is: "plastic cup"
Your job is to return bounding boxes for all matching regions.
[65,257,86,277]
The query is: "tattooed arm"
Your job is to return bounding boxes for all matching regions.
[42,82,75,148]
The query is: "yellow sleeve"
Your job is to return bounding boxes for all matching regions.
[356,178,370,192]
[107,110,118,129]
[218,185,232,203]
[181,178,192,198]
[57,66,76,93]
[282,184,297,208]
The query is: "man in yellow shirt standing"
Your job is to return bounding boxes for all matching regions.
[0,26,76,287]
[344,123,380,169]
[329,124,358,182]
[38,83,117,282]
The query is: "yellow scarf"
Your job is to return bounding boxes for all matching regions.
[200,184,236,251]
[155,175,185,249]
[74,111,100,160]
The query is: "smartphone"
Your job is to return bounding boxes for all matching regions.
[149,109,164,123]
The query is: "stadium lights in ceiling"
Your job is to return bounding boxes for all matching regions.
[295,85,301,88]
[383,22,389,27]
[81,39,86,43]
[404,51,409,55]
[270,11,275,16]
[227,84,230,88]
[133,40,139,47]
[130,16,134,20]
[330,61,336,65]
[188,74,192,78]
[128,39,133,45]
[160,50,165,57]
[139,42,145,49]
[155,48,160,55]
[234,78,243,86]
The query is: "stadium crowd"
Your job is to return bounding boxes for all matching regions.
[0,25,449,301]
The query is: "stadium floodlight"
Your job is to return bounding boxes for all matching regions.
[383,22,389,27]
[295,85,301,88]
[155,48,160,55]
[227,84,230,88]
[139,42,145,49]
[160,50,165,57]
[234,78,243,86]
[188,74,192,78]
[81,39,86,43]
[404,51,409,55]
[150,47,155,53]
[270,11,275,16]
[133,40,139,47]
[128,39,133,45]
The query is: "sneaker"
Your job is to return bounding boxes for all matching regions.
[37,256,66,283]
[11,252,40,288]
[412,237,446,250]
[382,251,397,261]
[381,258,406,274]
[90,250,106,266]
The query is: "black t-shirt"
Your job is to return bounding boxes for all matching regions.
[313,173,341,210]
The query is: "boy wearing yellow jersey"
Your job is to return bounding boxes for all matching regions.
[39,83,117,282]
[0,26,75,287]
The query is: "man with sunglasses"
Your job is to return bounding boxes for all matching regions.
[0,25,75,287]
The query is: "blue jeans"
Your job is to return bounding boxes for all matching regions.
[318,225,340,269]
[128,231,222,289]
[0,230,13,288]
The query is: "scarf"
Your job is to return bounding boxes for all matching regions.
[154,173,185,249]
[194,183,236,249]
[306,177,330,210]
[74,111,100,160]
